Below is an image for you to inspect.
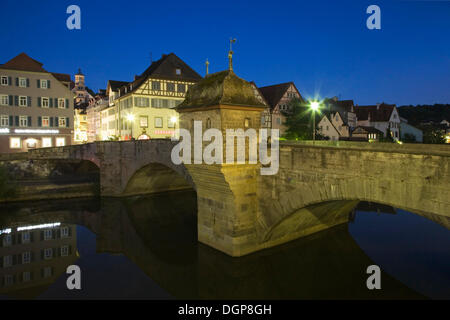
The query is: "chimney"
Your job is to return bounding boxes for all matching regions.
[376,103,381,110]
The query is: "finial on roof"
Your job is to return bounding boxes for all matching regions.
[228,38,236,71]
[205,58,210,76]
[76,68,83,75]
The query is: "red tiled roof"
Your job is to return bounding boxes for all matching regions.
[51,72,72,83]
[258,82,303,110]
[0,52,48,73]
[354,103,396,122]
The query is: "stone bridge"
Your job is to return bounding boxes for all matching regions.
[8,139,450,256]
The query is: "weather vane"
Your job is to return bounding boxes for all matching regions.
[228,38,236,71]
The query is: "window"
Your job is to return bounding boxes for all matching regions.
[1,115,8,126]
[4,275,13,286]
[56,137,65,146]
[154,117,163,128]
[176,68,181,75]
[10,137,21,149]
[166,83,175,92]
[44,248,53,260]
[19,116,28,127]
[22,272,31,282]
[206,118,211,129]
[3,234,12,246]
[19,78,27,87]
[1,76,8,86]
[43,267,52,278]
[3,255,12,268]
[134,97,149,107]
[22,232,31,243]
[276,118,281,125]
[19,96,27,106]
[58,98,65,109]
[42,97,49,108]
[244,118,250,128]
[22,252,31,264]
[151,81,161,90]
[0,95,8,106]
[140,116,148,128]
[61,246,69,257]
[177,84,185,93]
[44,229,52,240]
[42,116,49,127]
[58,117,67,127]
[61,227,69,238]
[168,117,176,128]
[40,79,48,89]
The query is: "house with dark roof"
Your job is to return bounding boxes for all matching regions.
[0,53,74,153]
[351,126,384,141]
[318,112,350,141]
[354,103,401,140]
[100,53,202,140]
[323,97,357,129]
[258,82,304,135]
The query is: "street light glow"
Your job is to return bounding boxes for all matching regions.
[310,101,319,111]
[170,116,177,123]
[127,114,135,121]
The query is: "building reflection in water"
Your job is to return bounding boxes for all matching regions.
[1,192,447,299]
[0,222,78,298]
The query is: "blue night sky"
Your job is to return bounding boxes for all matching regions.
[0,0,449,106]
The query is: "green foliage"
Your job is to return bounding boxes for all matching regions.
[423,128,446,144]
[281,98,325,140]
[397,104,450,125]
[0,166,16,199]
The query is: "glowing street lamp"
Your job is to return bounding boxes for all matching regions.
[127,114,135,139]
[310,101,320,144]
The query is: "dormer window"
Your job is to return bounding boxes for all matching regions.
[176,68,181,75]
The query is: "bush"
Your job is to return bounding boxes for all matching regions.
[0,166,16,199]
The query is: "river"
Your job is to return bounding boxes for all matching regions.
[0,190,449,299]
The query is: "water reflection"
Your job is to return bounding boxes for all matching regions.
[0,191,449,299]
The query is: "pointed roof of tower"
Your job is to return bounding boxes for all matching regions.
[177,70,267,110]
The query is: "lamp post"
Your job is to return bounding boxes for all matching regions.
[310,101,320,145]
[127,114,135,139]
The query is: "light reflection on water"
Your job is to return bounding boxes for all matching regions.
[0,191,449,299]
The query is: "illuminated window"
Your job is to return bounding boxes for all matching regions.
[244,118,250,128]
[42,137,52,147]
[56,137,65,146]
[175,68,181,75]
[58,117,67,127]
[58,98,65,108]
[10,137,21,149]
[42,116,49,127]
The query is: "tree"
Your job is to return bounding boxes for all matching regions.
[281,98,324,140]
[403,133,416,143]
[423,128,446,144]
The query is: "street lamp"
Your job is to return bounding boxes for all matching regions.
[127,114,135,139]
[310,101,320,144]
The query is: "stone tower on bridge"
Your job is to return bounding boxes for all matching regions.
[175,68,268,256]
